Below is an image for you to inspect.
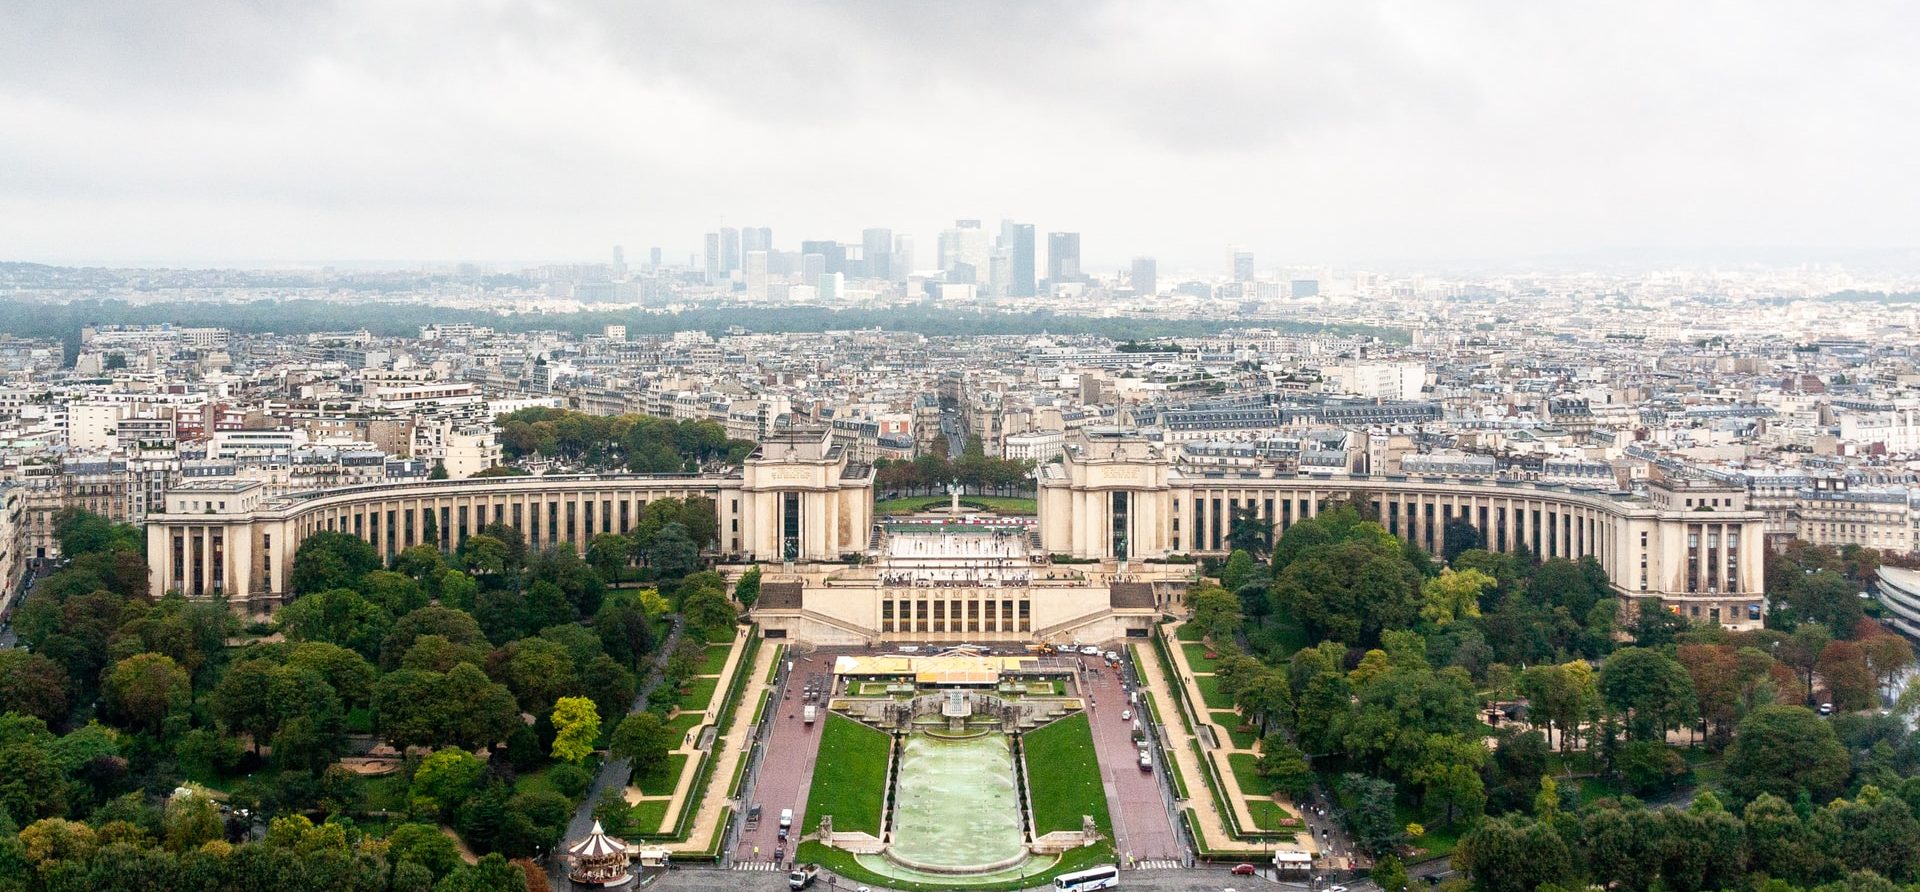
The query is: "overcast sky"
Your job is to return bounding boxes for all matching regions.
[3,1,1917,273]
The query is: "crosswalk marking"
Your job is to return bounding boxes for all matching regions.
[732,861,783,871]
[1133,859,1184,870]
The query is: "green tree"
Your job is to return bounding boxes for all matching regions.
[610,712,674,779]
[581,654,637,720]
[586,533,629,583]
[1725,704,1850,804]
[733,565,763,609]
[1254,735,1313,797]
[102,652,191,734]
[1599,647,1697,740]
[647,522,700,581]
[412,748,485,816]
[550,697,601,764]
[1188,583,1242,640]
[1219,549,1258,592]
[289,531,380,595]
[1341,773,1405,856]
[161,793,223,852]
[682,586,737,633]
[0,650,71,725]
[1422,567,1494,626]
[1226,509,1275,556]
[278,587,393,659]
[1372,854,1408,892]
[428,461,449,481]
[1454,815,1574,892]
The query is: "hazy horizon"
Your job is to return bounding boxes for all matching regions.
[5,1,1919,272]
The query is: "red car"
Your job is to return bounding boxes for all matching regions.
[1231,864,1258,876]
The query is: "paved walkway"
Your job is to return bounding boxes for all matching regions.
[628,627,749,820]
[1160,623,1306,829]
[1133,620,1313,858]
[658,633,779,852]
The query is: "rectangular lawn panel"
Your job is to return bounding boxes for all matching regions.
[1181,642,1221,673]
[1227,752,1277,798]
[1245,798,1296,831]
[628,798,672,835]
[1212,712,1256,749]
[801,713,891,836]
[1193,674,1233,710]
[676,676,719,713]
[632,752,690,797]
[696,644,732,676]
[1175,623,1206,642]
[1023,712,1113,836]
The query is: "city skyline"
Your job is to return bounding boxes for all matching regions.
[4,1,1919,270]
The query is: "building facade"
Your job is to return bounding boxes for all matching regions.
[146,427,874,603]
[1036,430,1770,630]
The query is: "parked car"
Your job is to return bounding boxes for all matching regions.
[1231,863,1258,876]
[1120,709,1132,721]
[1819,702,1835,716]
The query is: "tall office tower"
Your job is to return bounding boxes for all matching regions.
[1232,249,1255,283]
[649,246,662,271]
[802,252,826,284]
[862,228,893,280]
[704,232,721,283]
[1047,232,1081,283]
[938,220,989,277]
[742,227,770,255]
[798,240,847,275]
[891,234,914,282]
[819,271,844,302]
[720,228,741,273]
[612,245,626,278]
[1000,221,1036,296]
[745,250,770,301]
[988,248,1012,298]
[755,227,772,252]
[1131,257,1158,295]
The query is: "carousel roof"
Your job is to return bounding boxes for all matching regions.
[567,820,629,860]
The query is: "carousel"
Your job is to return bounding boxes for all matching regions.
[565,820,634,888]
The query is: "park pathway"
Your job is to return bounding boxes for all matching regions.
[657,630,779,853]
[1133,619,1315,860]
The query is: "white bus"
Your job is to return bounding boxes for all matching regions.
[1053,864,1119,891]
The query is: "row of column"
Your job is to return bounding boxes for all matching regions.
[1174,486,1617,575]
[879,593,1032,637]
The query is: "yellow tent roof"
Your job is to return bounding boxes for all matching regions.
[833,653,1034,685]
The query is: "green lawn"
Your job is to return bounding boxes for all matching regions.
[696,644,732,676]
[1213,712,1256,749]
[1245,798,1300,831]
[765,645,785,683]
[873,495,1037,516]
[1193,674,1233,710]
[802,713,891,836]
[677,676,720,713]
[664,710,706,739]
[1181,642,1221,673]
[749,690,772,727]
[1227,752,1277,798]
[1175,623,1207,642]
[796,840,1114,892]
[628,798,672,835]
[704,625,738,644]
[1023,713,1113,835]
[632,752,690,796]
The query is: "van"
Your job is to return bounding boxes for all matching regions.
[779,808,794,840]
[1138,751,1152,771]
